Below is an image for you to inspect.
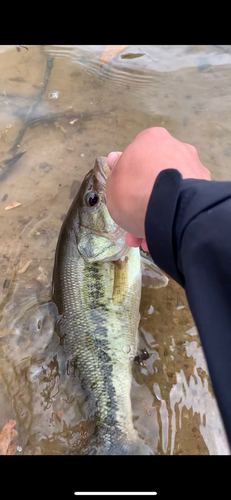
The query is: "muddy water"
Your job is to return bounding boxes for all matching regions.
[0,45,230,455]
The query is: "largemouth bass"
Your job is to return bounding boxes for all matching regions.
[52,157,167,455]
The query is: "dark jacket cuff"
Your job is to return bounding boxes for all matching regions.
[145,169,183,285]
[145,168,231,287]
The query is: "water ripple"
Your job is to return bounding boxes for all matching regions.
[45,45,231,74]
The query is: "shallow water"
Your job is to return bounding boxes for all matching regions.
[0,45,230,455]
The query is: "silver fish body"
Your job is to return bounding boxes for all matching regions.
[52,157,150,454]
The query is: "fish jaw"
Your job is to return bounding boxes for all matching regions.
[94,156,109,187]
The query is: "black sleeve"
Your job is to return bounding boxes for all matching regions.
[145,168,231,448]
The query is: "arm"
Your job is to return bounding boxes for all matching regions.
[146,168,231,446]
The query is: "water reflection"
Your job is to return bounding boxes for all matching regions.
[0,45,230,454]
[133,279,229,455]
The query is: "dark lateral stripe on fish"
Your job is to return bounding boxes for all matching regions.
[84,262,121,433]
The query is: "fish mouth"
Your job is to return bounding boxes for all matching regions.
[94,156,109,188]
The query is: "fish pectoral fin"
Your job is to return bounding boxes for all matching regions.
[112,256,129,305]
[140,250,169,289]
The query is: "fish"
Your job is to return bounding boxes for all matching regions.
[52,156,168,455]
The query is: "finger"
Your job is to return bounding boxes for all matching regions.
[141,239,149,252]
[126,233,142,247]
[107,151,122,170]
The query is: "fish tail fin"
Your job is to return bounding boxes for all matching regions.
[87,427,152,455]
[102,440,152,455]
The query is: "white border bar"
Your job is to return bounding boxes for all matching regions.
[74,493,157,496]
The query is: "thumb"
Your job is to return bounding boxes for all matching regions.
[107,151,122,170]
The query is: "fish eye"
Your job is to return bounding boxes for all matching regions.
[85,192,99,207]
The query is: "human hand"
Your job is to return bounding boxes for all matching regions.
[106,127,211,250]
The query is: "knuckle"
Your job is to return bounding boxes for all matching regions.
[186,143,197,154]
[137,127,170,140]
[152,126,170,136]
